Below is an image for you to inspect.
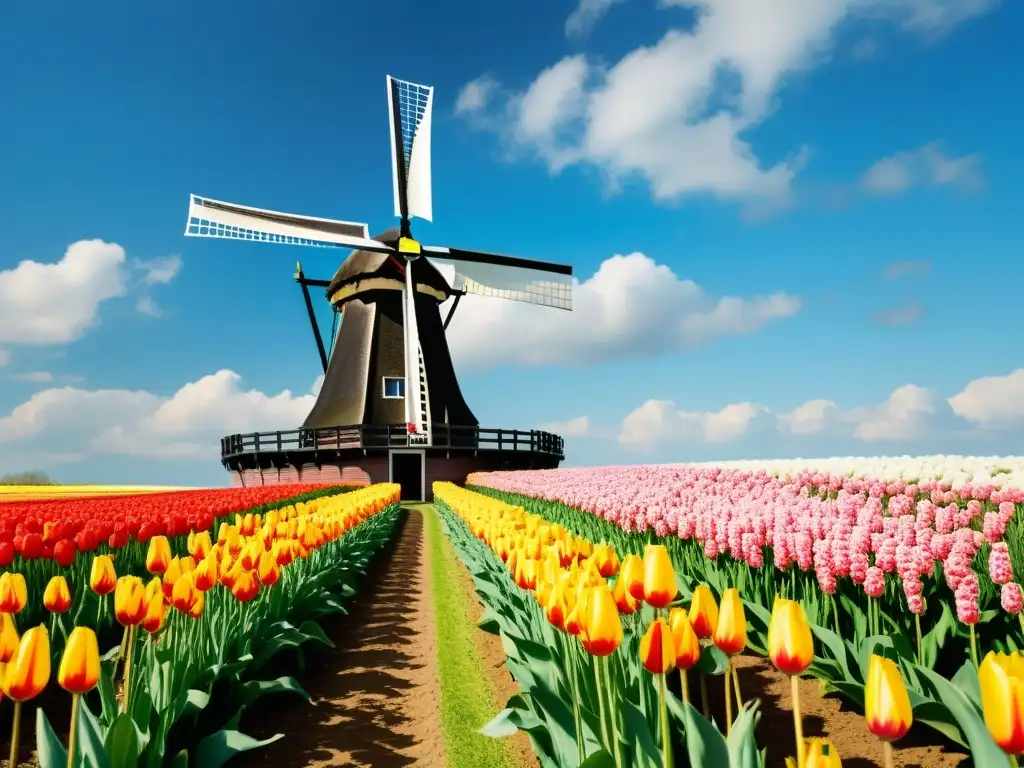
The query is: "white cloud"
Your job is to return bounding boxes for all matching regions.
[620,400,771,448]
[444,252,801,369]
[0,240,127,345]
[457,0,994,207]
[136,296,163,318]
[135,255,182,286]
[540,416,592,437]
[566,0,624,39]
[873,300,924,326]
[10,371,53,383]
[455,76,499,116]
[948,369,1024,426]
[861,142,983,195]
[0,370,321,464]
[619,368,1024,450]
[883,259,931,279]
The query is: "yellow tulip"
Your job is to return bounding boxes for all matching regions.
[90,554,117,595]
[768,598,814,676]
[640,618,676,675]
[978,650,1024,755]
[1,625,50,701]
[57,626,100,695]
[0,573,27,613]
[669,607,701,670]
[43,576,72,614]
[713,588,746,655]
[642,544,677,609]
[621,553,645,601]
[584,584,622,657]
[689,584,719,639]
[785,739,842,768]
[0,613,20,662]
[865,655,912,742]
[145,535,172,574]
[114,576,147,626]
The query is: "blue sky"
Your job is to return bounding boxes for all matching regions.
[1,0,1022,485]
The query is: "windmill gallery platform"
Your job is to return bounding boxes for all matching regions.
[219,424,564,501]
[186,75,573,501]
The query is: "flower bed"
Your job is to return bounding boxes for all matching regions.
[0,483,402,766]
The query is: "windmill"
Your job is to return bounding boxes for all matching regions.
[186,76,572,497]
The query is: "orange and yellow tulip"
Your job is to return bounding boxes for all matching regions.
[640,618,676,675]
[592,543,620,578]
[865,655,912,742]
[786,739,842,768]
[620,553,645,601]
[0,613,19,663]
[57,626,100,695]
[768,599,814,676]
[689,584,719,639]
[545,581,569,631]
[978,650,1024,755]
[669,608,701,670]
[145,535,172,574]
[713,588,747,656]
[170,572,198,613]
[90,554,117,595]
[43,576,72,614]
[188,530,213,560]
[114,576,148,626]
[230,570,260,603]
[1,625,50,701]
[0,573,28,613]
[142,592,167,634]
[584,584,623,656]
[612,574,639,615]
[642,544,677,609]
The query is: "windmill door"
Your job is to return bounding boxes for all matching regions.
[389,449,425,502]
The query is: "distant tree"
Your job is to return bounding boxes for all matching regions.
[0,470,54,485]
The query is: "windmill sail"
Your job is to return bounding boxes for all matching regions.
[387,76,434,222]
[402,261,424,433]
[185,194,391,254]
[424,246,573,310]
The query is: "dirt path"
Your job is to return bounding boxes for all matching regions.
[241,507,444,768]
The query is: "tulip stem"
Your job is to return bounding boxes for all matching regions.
[566,643,584,766]
[67,694,80,768]
[700,674,710,719]
[732,661,743,708]
[791,675,804,768]
[122,624,138,714]
[724,661,733,736]
[921,614,929,667]
[602,655,623,768]
[969,623,979,668]
[594,657,610,752]
[658,672,671,768]
[680,668,690,705]
[882,741,894,768]
[9,700,21,768]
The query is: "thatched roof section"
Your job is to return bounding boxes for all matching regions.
[326,228,453,301]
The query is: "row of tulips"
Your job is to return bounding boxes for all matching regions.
[0,483,402,767]
[466,468,1024,746]
[435,482,1024,768]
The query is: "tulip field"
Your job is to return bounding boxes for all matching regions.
[0,483,403,766]
[440,455,1024,768]
[2,454,1023,768]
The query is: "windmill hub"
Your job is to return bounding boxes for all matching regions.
[184,75,574,501]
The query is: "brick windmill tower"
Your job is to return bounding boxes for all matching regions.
[184,76,572,500]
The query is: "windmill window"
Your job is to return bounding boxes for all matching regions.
[382,377,405,399]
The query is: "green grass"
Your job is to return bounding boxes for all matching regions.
[419,503,519,768]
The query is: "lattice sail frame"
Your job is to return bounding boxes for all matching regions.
[427,252,574,311]
[387,76,434,222]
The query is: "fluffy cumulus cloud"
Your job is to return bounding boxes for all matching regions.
[617,368,1024,451]
[0,370,319,465]
[861,142,983,195]
[443,252,800,368]
[565,0,624,39]
[456,0,994,207]
[539,416,593,437]
[0,241,182,346]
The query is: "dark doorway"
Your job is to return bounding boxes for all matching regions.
[390,451,423,501]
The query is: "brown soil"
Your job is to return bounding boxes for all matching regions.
[239,508,444,767]
[444,526,537,768]
[687,653,970,768]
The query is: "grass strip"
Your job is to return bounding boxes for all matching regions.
[420,503,518,768]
